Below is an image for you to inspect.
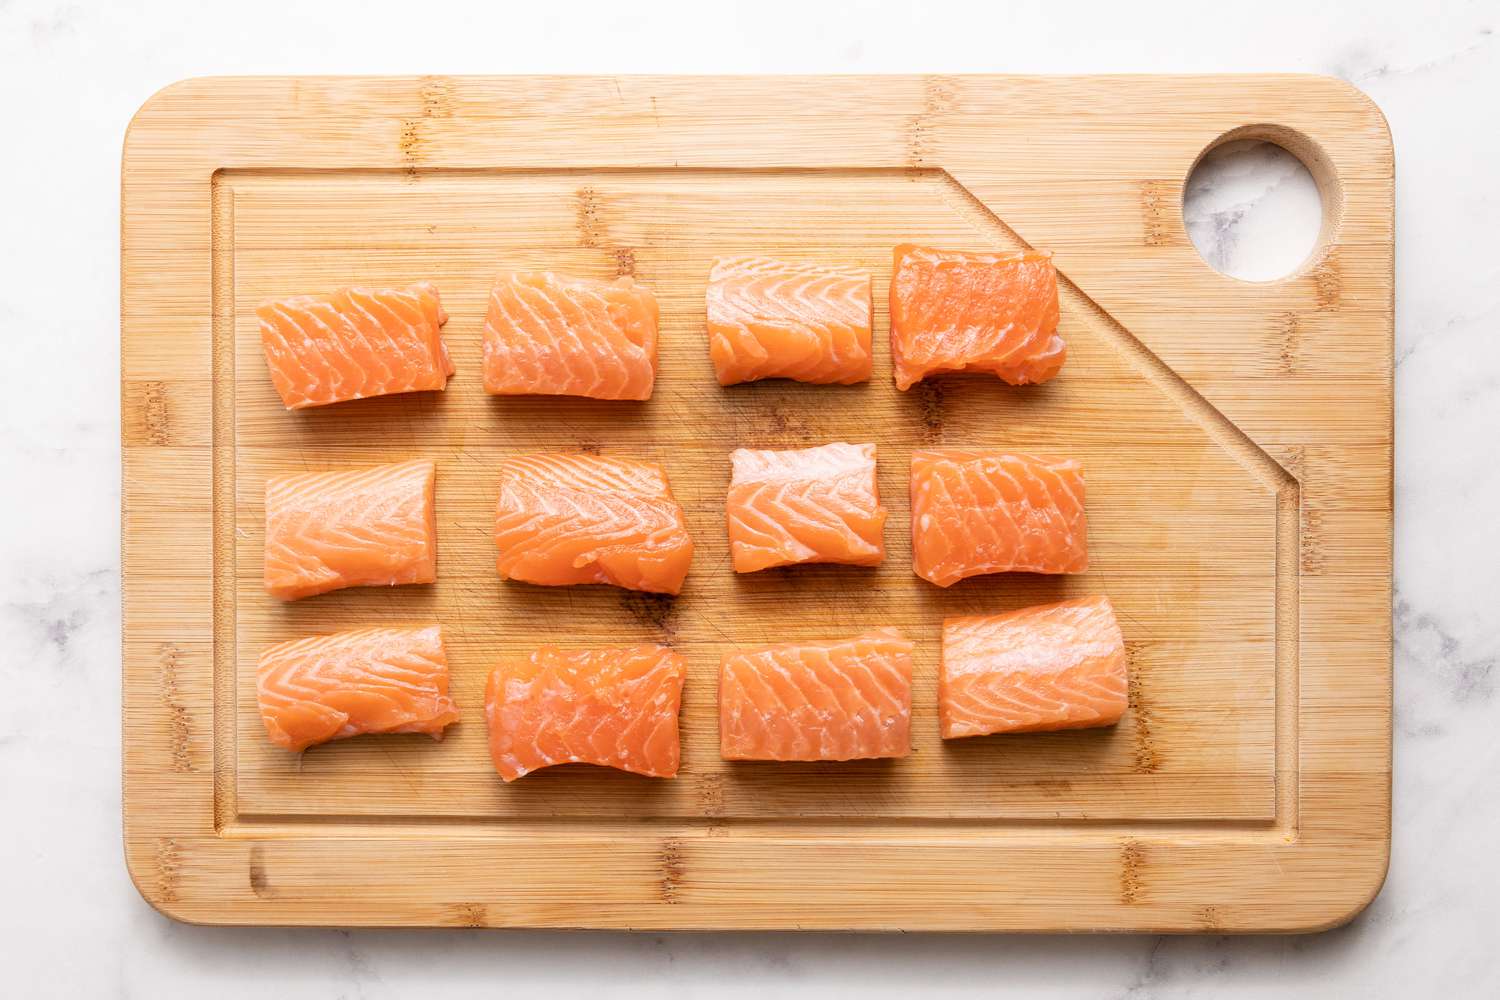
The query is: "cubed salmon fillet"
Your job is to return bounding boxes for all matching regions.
[485,644,687,781]
[889,245,1064,390]
[719,629,913,761]
[256,625,459,752]
[941,596,1128,737]
[482,271,658,400]
[257,282,454,409]
[726,442,886,572]
[706,256,872,385]
[263,459,437,601]
[910,449,1088,586]
[493,453,695,594]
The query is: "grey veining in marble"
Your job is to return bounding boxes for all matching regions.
[3,0,1497,995]
[1183,140,1323,281]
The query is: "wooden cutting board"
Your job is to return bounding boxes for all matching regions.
[121,75,1392,932]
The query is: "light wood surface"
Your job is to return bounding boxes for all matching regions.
[121,75,1393,931]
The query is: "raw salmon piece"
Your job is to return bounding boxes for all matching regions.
[706,256,872,385]
[726,442,886,572]
[719,628,913,761]
[941,596,1128,737]
[485,644,687,781]
[257,282,454,409]
[263,459,437,601]
[483,271,658,400]
[256,625,458,752]
[911,449,1087,586]
[889,245,1064,390]
[494,453,694,594]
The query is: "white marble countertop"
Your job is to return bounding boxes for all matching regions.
[3,0,1496,995]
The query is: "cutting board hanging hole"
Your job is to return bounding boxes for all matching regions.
[1183,124,1343,283]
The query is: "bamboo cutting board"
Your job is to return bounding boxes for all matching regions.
[121,76,1393,932]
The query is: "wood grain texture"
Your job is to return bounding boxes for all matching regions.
[121,75,1392,931]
